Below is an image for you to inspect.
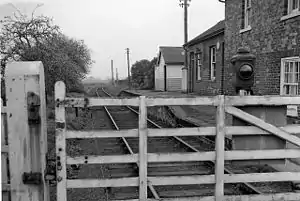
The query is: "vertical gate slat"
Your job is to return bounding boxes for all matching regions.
[215,95,225,201]
[139,96,148,200]
[1,108,8,181]
[55,81,67,201]
[2,102,10,201]
[38,66,49,201]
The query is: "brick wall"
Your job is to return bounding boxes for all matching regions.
[187,33,225,96]
[224,0,300,96]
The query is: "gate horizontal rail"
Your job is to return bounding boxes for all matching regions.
[58,95,300,107]
[67,172,300,188]
[55,81,300,201]
[64,125,300,138]
[66,149,300,165]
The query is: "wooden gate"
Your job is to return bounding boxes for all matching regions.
[55,80,300,201]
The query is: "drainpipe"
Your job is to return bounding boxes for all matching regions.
[183,45,190,93]
[218,0,225,94]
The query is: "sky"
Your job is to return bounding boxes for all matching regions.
[0,0,225,80]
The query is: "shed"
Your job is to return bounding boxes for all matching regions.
[154,46,184,91]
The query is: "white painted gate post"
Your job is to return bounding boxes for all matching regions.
[139,96,148,200]
[215,95,225,201]
[5,62,49,201]
[55,81,67,201]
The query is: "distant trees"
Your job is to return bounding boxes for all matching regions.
[131,57,157,89]
[0,5,93,98]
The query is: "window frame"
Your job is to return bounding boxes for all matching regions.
[281,0,300,21]
[244,0,251,28]
[240,0,252,33]
[289,0,300,14]
[209,46,217,81]
[280,57,300,96]
[195,52,202,81]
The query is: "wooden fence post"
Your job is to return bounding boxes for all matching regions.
[139,96,148,200]
[55,81,67,201]
[215,95,225,201]
[5,61,49,201]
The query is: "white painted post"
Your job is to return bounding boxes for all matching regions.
[5,61,49,201]
[1,99,10,201]
[215,95,225,201]
[139,96,148,200]
[55,81,67,201]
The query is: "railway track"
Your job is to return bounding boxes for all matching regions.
[103,88,295,195]
[97,88,255,198]
[67,86,294,200]
[92,88,242,199]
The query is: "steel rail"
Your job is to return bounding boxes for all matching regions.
[129,103,263,194]
[96,89,160,199]
[100,88,264,195]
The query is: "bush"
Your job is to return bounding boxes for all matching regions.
[68,82,86,94]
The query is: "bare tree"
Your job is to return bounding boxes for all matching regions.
[0,5,93,97]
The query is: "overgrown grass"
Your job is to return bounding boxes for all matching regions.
[148,106,177,127]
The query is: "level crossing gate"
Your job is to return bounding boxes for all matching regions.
[1,61,300,201]
[55,80,300,201]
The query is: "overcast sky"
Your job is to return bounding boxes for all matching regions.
[0,0,225,79]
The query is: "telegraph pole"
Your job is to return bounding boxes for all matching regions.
[111,60,114,86]
[179,0,190,44]
[179,0,191,92]
[116,68,119,85]
[126,48,131,89]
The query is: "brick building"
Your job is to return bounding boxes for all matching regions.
[223,0,300,116]
[223,0,300,97]
[184,20,225,95]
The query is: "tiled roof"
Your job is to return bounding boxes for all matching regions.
[184,20,225,47]
[159,46,184,65]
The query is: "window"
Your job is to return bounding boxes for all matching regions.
[241,0,251,32]
[210,46,216,81]
[282,0,300,20]
[281,57,300,96]
[244,0,251,28]
[196,52,202,80]
[289,0,300,14]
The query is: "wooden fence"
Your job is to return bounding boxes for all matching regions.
[2,100,10,201]
[55,81,300,201]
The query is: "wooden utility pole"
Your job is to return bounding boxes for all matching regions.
[126,48,131,89]
[179,0,191,92]
[180,0,189,44]
[116,68,119,84]
[111,60,114,85]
